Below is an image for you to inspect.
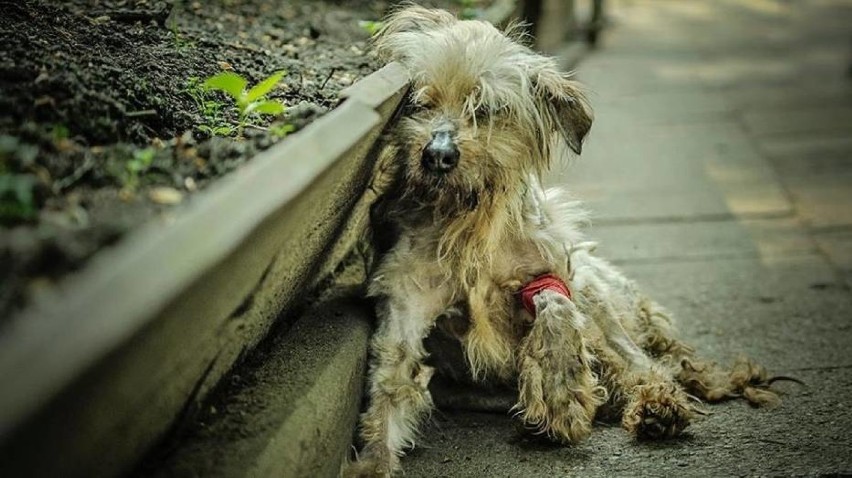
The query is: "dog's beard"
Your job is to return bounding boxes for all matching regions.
[401,161,483,218]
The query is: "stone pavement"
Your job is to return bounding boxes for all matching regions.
[405,1,852,476]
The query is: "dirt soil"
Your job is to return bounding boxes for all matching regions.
[0,0,470,324]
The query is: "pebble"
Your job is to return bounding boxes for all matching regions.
[148,187,184,205]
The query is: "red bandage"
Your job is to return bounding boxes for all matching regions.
[519,273,572,317]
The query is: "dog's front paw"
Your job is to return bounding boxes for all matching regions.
[622,381,693,439]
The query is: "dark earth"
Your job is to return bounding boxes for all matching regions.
[0,0,471,324]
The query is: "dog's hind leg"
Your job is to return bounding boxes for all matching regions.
[579,295,692,439]
[635,297,781,407]
[345,297,440,477]
[571,264,694,440]
[516,289,606,443]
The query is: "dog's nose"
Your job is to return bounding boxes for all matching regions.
[422,131,459,173]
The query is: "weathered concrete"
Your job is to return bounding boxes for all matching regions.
[404,0,852,475]
[140,290,373,478]
[553,119,793,223]
[590,218,815,264]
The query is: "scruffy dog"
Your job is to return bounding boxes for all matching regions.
[346,6,781,477]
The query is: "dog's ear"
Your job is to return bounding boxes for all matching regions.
[375,5,456,60]
[533,69,593,155]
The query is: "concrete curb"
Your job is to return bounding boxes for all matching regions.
[140,290,373,478]
[0,63,407,478]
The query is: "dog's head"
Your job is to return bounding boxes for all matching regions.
[376,5,592,213]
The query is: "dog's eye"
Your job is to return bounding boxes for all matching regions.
[474,105,490,119]
[406,101,430,114]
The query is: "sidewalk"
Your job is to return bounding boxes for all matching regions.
[405,1,852,475]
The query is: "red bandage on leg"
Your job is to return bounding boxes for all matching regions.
[519,273,572,318]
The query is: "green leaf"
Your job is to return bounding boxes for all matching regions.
[461,7,479,19]
[358,20,384,36]
[203,72,247,100]
[52,124,70,141]
[270,123,295,138]
[0,173,37,222]
[248,100,284,116]
[246,71,286,102]
[214,125,236,136]
[127,147,156,174]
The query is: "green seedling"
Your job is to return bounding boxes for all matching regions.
[203,71,286,137]
[198,123,236,137]
[0,134,37,166]
[0,173,37,223]
[184,77,235,137]
[269,122,296,140]
[0,136,39,223]
[184,76,205,108]
[459,0,479,19]
[120,147,156,190]
[51,124,70,142]
[169,0,195,50]
[358,20,384,36]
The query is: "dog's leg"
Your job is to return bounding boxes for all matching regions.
[635,297,781,407]
[465,280,516,381]
[345,297,441,478]
[516,289,606,443]
[579,286,694,440]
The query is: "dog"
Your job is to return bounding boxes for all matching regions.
[344,6,782,477]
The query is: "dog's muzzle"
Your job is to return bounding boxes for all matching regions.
[421,131,459,173]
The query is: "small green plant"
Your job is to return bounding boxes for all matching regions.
[0,135,37,166]
[122,147,156,190]
[168,0,195,50]
[269,122,296,140]
[358,20,384,36]
[51,124,70,142]
[198,122,236,138]
[0,136,39,223]
[459,0,479,19]
[203,71,286,137]
[0,173,37,223]
[184,77,235,137]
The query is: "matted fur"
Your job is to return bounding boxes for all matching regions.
[344,6,781,477]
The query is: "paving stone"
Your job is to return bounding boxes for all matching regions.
[557,120,792,221]
[741,106,852,137]
[720,81,852,111]
[783,172,852,229]
[813,228,852,277]
[758,134,852,177]
[597,90,735,124]
[590,217,814,263]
